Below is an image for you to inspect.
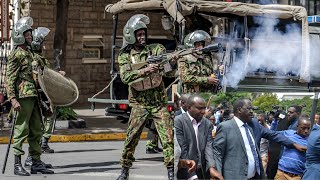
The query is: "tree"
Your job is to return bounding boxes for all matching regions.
[279,96,320,115]
[53,0,69,70]
[201,92,253,107]
[252,93,280,113]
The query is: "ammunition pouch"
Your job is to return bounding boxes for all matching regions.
[130,72,162,91]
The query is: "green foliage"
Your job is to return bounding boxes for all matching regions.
[279,96,320,115]
[252,93,280,113]
[56,106,77,120]
[200,92,253,107]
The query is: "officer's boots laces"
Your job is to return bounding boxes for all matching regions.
[30,159,54,174]
[41,137,54,153]
[14,155,30,176]
[167,166,174,180]
[116,167,129,180]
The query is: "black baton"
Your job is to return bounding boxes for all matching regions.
[2,110,18,174]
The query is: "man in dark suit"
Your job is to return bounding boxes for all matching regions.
[174,94,213,179]
[208,99,265,179]
[175,93,191,116]
[206,99,307,179]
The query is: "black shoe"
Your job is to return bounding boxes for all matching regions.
[14,155,30,176]
[154,146,163,152]
[31,160,54,174]
[41,137,54,153]
[116,167,129,180]
[25,156,53,169]
[41,146,55,153]
[24,156,32,169]
[167,167,174,180]
[146,147,161,154]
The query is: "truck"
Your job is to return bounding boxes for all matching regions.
[88,0,320,122]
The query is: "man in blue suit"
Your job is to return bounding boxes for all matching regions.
[302,125,320,179]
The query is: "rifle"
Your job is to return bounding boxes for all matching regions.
[131,43,223,72]
[2,111,18,174]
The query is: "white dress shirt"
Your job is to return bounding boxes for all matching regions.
[187,112,202,180]
[181,107,186,114]
[234,116,257,179]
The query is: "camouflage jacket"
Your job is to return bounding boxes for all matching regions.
[32,53,50,88]
[118,44,168,107]
[6,47,37,100]
[178,52,219,93]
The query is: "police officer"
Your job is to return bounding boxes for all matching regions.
[178,30,221,93]
[6,17,54,176]
[24,27,63,169]
[116,14,174,180]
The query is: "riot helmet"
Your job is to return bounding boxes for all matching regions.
[31,27,50,51]
[184,30,211,49]
[11,17,33,46]
[123,14,149,45]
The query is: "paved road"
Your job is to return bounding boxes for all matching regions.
[0,140,167,180]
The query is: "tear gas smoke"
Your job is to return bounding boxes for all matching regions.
[223,16,316,88]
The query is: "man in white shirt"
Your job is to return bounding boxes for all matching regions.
[207,98,265,179]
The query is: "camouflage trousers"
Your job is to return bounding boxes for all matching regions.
[120,105,174,168]
[146,131,160,149]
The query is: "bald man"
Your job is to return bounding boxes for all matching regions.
[174,94,214,179]
[175,93,191,116]
[275,117,311,180]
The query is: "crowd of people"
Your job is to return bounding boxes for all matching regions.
[174,94,320,180]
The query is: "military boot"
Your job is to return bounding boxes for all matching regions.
[41,137,54,153]
[30,160,54,174]
[24,156,32,169]
[167,166,174,180]
[25,155,53,169]
[14,155,30,176]
[116,167,129,180]
[146,146,162,154]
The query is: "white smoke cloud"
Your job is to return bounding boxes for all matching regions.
[223,17,306,88]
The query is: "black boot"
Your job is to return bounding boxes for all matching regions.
[41,137,54,153]
[116,167,129,180]
[146,146,162,154]
[30,160,54,174]
[154,146,163,152]
[14,155,30,176]
[24,156,32,169]
[167,166,174,180]
[25,156,53,169]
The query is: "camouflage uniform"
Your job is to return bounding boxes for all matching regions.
[118,44,174,168]
[6,47,43,161]
[178,52,219,93]
[31,53,53,140]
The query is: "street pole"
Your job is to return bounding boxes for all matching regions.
[310,92,319,127]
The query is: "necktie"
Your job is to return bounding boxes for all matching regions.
[243,123,260,175]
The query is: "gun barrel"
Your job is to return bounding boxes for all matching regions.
[201,43,222,53]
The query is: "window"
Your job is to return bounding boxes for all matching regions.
[82,35,107,63]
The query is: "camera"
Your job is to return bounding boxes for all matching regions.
[268,105,286,120]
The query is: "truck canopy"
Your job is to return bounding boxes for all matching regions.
[105,0,308,22]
